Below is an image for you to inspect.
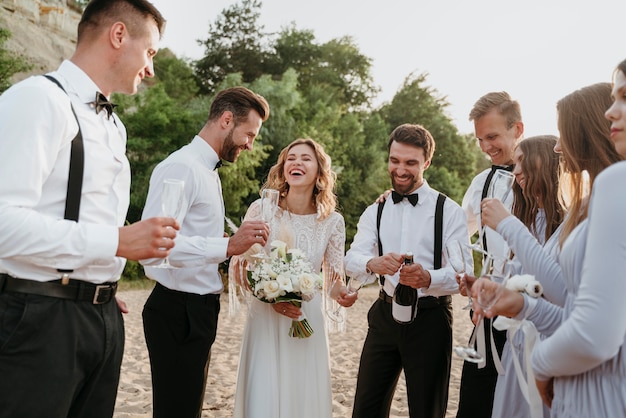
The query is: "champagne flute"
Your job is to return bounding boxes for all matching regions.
[445,240,471,310]
[453,258,512,363]
[468,169,516,252]
[154,178,185,268]
[326,269,347,323]
[326,271,367,323]
[251,189,280,260]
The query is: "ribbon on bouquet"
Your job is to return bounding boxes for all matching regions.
[494,317,543,418]
[474,318,505,375]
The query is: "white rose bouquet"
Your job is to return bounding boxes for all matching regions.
[247,240,323,338]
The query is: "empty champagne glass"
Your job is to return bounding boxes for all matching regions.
[469,169,516,252]
[326,270,347,323]
[251,188,280,260]
[453,258,512,363]
[154,178,185,268]
[445,240,471,310]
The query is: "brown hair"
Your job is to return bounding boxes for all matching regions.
[511,135,565,243]
[78,0,166,41]
[469,91,522,128]
[264,138,337,219]
[557,82,621,246]
[208,86,270,125]
[387,124,435,161]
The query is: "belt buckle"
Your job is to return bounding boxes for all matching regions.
[92,285,110,304]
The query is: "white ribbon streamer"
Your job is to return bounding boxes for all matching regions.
[494,316,543,418]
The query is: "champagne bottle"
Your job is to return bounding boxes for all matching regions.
[392,252,418,324]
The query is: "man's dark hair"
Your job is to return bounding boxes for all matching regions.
[209,87,270,124]
[387,123,435,160]
[78,0,166,41]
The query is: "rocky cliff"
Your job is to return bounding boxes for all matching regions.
[0,0,80,82]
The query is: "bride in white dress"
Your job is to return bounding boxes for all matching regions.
[231,138,355,418]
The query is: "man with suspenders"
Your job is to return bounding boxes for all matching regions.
[456,91,523,418]
[346,123,471,417]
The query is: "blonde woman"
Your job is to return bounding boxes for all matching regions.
[232,138,354,418]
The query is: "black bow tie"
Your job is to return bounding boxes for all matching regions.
[93,92,117,118]
[214,160,223,170]
[492,164,514,172]
[391,190,418,206]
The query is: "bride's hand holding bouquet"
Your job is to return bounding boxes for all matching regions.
[247,239,323,338]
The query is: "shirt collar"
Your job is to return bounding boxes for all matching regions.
[190,135,221,171]
[56,60,105,105]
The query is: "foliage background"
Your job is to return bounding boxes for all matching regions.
[1,0,488,283]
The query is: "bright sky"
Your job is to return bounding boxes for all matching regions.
[150,0,624,138]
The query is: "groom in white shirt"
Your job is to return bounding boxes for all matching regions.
[140,87,270,418]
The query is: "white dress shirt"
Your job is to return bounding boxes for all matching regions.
[0,60,127,283]
[141,136,229,295]
[462,167,515,271]
[345,180,471,297]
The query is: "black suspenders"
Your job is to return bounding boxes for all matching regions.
[43,75,84,281]
[376,192,446,284]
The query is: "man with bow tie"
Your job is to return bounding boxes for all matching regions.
[0,1,176,417]
[456,91,524,418]
[345,123,471,418]
[139,87,270,418]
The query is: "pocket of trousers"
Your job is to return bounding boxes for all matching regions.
[0,293,28,352]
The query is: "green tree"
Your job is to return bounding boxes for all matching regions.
[379,72,479,203]
[0,29,32,93]
[194,0,271,94]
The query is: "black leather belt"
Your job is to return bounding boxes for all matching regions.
[0,273,117,304]
[154,282,220,305]
[378,289,450,309]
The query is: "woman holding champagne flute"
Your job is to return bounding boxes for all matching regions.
[230,138,356,418]
[472,64,626,416]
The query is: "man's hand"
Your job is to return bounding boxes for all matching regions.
[367,253,404,276]
[227,220,270,257]
[398,262,431,289]
[117,217,180,261]
[116,296,129,314]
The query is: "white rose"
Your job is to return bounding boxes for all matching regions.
[263,280,282,300]
[276,273,293,293]
[298,273,317,296]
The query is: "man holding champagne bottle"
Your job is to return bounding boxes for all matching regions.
[345,124,471,418]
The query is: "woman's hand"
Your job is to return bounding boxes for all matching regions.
[536,377,554,408]
[480,198,513,230]
[272,301,302,319]
[337,288,358,308]
[470,278,525,321]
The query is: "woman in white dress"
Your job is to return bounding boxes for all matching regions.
[474,69,626,416]
[231,138,355,418]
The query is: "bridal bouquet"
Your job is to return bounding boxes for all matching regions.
[247,240,322,338]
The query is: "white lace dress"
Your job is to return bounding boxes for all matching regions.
[233,200,345,418]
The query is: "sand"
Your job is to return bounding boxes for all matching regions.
[113,286,474,417]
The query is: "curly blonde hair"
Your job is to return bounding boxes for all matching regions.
[262,138,337,219]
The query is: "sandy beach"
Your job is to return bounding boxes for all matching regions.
[114,286,474,417]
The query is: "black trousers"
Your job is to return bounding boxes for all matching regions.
[352,297,453,418]
[0,291,124,418]
[142,283,220,418]
[455,316,507,418]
